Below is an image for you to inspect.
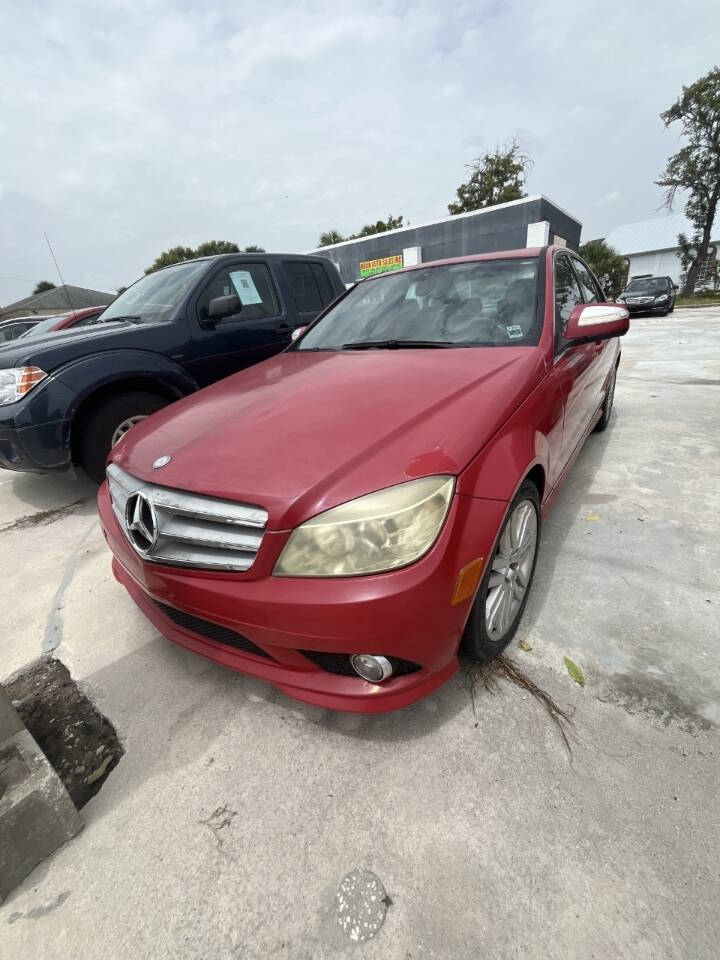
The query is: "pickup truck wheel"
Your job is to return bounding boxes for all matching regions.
[593,365,617,433]
[77,391,167,482]
[460,481,540,661]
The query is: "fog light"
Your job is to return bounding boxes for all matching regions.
[350,654,393,683]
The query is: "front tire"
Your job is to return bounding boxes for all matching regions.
[77,391,167,482]
[460,481,541,661]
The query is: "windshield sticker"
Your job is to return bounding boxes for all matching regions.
[229,270,263,305]
[506,324,524,339]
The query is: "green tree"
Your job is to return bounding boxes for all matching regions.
[318,215,405,247]
[351,214,405,238]
[318,230,345,247]
[243,245,265,253]
[33,280,56,295]
[657,67,720,297]
[194,240,241,258]
[145,241,240,274]
[448,139,532,214]
[145,245,197,274]
[579,239,627,298]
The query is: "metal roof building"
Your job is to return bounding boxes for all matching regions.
[310,195,581,285]
[604,213,720,287]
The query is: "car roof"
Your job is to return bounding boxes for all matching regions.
[153,252,336,273]
[0,316,41,327]
[64,305,107,319]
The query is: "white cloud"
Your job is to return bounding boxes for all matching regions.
[0,0,718,302]
[597,189,622,206]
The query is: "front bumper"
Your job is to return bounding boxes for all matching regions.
[622,301,668,314]
[98,480,507,712]
[0,417,72,472]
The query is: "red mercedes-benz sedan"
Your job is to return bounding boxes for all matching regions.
[98,246,629,712]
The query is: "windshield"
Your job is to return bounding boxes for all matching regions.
[297,258,540,349]
[297,258,540,350]
[17,314,66,339]
[100,260,209,324]
[626,278,668,293]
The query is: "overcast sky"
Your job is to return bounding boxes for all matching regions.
[0,0,717,304]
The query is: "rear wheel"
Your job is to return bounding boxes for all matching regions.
[77,391,168,482]
[460,481,540,661]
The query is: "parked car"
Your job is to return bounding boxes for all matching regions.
[0,254,344,481]
[18,305,109,339]
[0,317,42,343]
[98,246,629,712]
[617,275,677,315]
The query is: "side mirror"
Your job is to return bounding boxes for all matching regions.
[207,294,241,322]
[291,325,308,342]
[566,303,630,343]
[673,284,679,291]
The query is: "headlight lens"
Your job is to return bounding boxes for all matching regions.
[654,293,668,303]
[274,475,455,577]
[0,366,47,406]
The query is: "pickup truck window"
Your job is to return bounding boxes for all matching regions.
[102,260,208,325]
[283,261,336,313]
[197,262,279,323]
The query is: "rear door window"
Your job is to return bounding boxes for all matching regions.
[311,263,335,306]
[283,261,335,313]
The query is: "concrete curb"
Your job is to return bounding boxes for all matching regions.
[0,686,83,903]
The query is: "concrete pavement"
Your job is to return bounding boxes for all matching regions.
[1,308,719,958]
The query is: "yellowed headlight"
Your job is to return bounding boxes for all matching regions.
[274,476,455,577]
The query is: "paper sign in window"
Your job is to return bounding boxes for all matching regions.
[229,270,263,305]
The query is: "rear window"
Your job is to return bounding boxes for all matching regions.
[283,261,335,313]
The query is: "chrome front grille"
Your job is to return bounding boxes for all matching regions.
[107,463,268,572]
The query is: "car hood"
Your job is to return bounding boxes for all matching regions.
[0,321,163,368]
[113,348,546,529]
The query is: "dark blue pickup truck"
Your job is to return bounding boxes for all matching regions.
[0,253,344,481]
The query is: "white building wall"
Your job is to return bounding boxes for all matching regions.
[627,249,682,285]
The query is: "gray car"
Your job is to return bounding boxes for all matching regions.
[0,316,43,343]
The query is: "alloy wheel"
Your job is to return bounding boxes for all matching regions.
[111,415,147,448]
[485,499,538,641]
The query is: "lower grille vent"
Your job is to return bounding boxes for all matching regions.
[153,601,269,658]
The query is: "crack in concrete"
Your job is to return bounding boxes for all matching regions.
[43,519,98,656]
[0,497,92,534]
[7,890,71,923]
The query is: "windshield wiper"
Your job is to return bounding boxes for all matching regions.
[340,339,452,350]
[103,315,142,324]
